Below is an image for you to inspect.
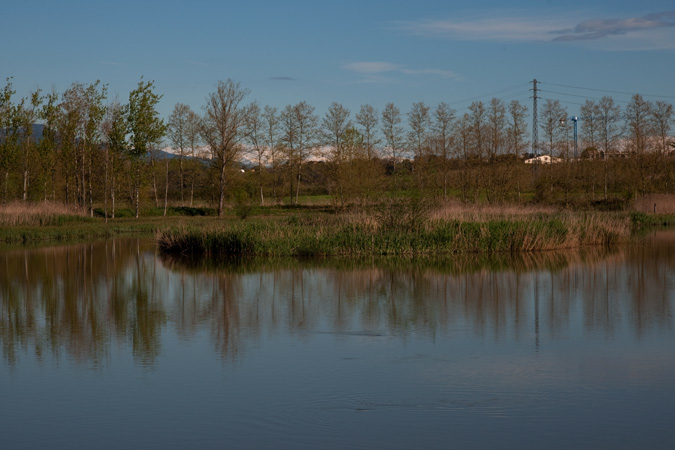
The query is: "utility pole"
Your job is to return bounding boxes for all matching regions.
[531,79,538,157]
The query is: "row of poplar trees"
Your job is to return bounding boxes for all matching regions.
[1,76,674,216]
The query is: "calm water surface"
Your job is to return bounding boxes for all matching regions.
[1,234,675,449]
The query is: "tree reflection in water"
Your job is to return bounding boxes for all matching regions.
[1,234,674,367]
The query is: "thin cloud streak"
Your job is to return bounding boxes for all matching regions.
[343,61,462,81]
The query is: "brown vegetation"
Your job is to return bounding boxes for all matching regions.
[0,201,86,226]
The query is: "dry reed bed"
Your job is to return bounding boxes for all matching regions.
[0,202,87,226]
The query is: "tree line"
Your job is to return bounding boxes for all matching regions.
[1,76,674,216]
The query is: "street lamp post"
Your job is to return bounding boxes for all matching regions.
[560,116,579,159]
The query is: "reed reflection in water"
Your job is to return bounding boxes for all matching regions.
[1,236,674,449]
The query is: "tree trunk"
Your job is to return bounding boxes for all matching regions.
[163,157,169,216]
[218,162,226,216]
[88,151,93,217]
[190,177,194,207]
[295,164,302,205]
[104,149,109,223]
[111,157,116,219]
[150,153,159,208]
[22,169,28,201]
[179,155,184,206]
[135,163,140,219]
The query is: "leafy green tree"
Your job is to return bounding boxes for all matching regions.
[0,78,17,201]
[127,78,166,218]
[56,81,107,210]
[38,88,60,201]
[16,89,43,201]
[82,81,107,215]
[101,99,128,219]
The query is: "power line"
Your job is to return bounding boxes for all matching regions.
[542,82,675,100]
[539,89,631,105]
[447,82,530,107]
[540,97,586,107]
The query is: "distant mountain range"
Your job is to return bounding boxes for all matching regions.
[0,124,45,140]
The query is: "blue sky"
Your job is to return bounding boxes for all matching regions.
[2,0,675,122]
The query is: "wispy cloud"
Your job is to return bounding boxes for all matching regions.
[395,11,675,50]
[343,61,462,81]
[395,16,565,42]
[97,61,124,66]
[552,11,675,41]
[269,76,296,81]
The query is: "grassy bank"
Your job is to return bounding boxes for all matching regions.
[157,210,631,258]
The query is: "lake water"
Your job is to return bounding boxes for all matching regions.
[1,234,674,449]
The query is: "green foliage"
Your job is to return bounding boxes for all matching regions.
[127,78,166,159]
[233,189,254,220]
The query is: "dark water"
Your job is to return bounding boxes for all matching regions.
[1,235,674,449]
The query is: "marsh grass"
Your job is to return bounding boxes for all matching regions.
[157,206,631,258]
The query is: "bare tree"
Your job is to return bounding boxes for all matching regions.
[624,94,653,155]
[201,79,251,216]
[431,102,455,197]
[245,101,267,205]
[597,96,621,200]
[184,107,202,206]
[540,99,567,159]
[597,96,622,157]
[321,102,351,160]
[486,97,506,159]
[506,100,528,158]
[261,105,280,201]
[280,101,318,204]
[321,102,352,205]
[381,102,404,174]
[468,101,487,159]
[355,104,380,160]
[651,100,674,154]
[407,101,430,160]
[580,100,600,154]
[168,103,198,205]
